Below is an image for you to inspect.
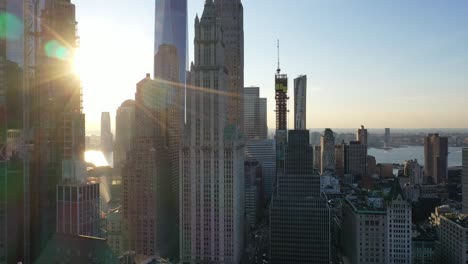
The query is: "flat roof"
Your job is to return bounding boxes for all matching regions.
[345,196,386,215]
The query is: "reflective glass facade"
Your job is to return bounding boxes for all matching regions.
[154,0,187,83]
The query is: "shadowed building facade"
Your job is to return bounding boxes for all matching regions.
[180,1,244,262]
[114,100,135,178]
[424,133,448,184]
[31,0,85,261]
[244,87,267,141]
[270,130,331,263]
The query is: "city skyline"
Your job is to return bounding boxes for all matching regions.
[76,0,468,132]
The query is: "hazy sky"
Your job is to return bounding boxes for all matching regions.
[75,0,468,132]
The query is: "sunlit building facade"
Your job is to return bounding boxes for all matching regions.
[294,75,306,130]
[320,128,335,175]
[114,100,135,177]
[424,133,448,184]
[244,87,267,141]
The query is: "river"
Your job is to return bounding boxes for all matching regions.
[368,146,463,167]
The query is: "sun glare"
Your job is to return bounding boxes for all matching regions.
[73,49,84,76]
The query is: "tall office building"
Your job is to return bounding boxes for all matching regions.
[313,145,322,171]
[154,43,183,259]
[342,181,412,264]
[215,0,244,131]
[342,196,387,264]
[180,1,244,262]
[100,112,113,154]
[357,125,368,146]
[462,149,468,213]
[0,1,29,262]
[114,100,135,177]
[31,0,85,261]
[270,130,330,263]
[244,87,267,141]
[294,75,306,130]
[335,144,345,177]
[384,128,391,146]
[424,133,448,184]
[344,141,367,179]
[154,0,187,83]
[244,161,262,228]
[435,211,468,263]
[245,140,275,201]
[386,178,412,264]
[320,128,335,175]
[123,74,175,257]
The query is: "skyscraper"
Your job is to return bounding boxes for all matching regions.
[154,43,183,259]
[154,0,187,83]
[215,0,244,131]
[244,87,267,141]
[245,139,276,201]
[357,125,368,146]
[0,0,28,262]
[335,144,345,177]
[180,1,244,262]
[386,178,412,263]
[270,130,330,263]
[320,128,335,175]
[294,75,307,130]
[462,149,468,213]
[123,74,173,257]
[100,112,113,154]
[344,141,367,179]
[31,0,84,261]
[114,100,135,177]
[384,128,391,146]
[424,133,448,184]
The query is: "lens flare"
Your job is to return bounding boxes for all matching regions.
[0,12,23,40]
[44,40,71,60]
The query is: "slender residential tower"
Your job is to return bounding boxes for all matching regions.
[294,75,307,130]
[321,128,335,175]
[180,1,244,263]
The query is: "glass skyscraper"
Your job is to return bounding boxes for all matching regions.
[154,0,187,83]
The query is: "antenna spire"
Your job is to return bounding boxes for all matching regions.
[277,39,281,74]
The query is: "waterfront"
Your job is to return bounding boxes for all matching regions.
[369,146,463,167]
[85,150,113,167]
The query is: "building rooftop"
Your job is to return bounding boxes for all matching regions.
[345,196,386,214]
[443,213,468,229]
